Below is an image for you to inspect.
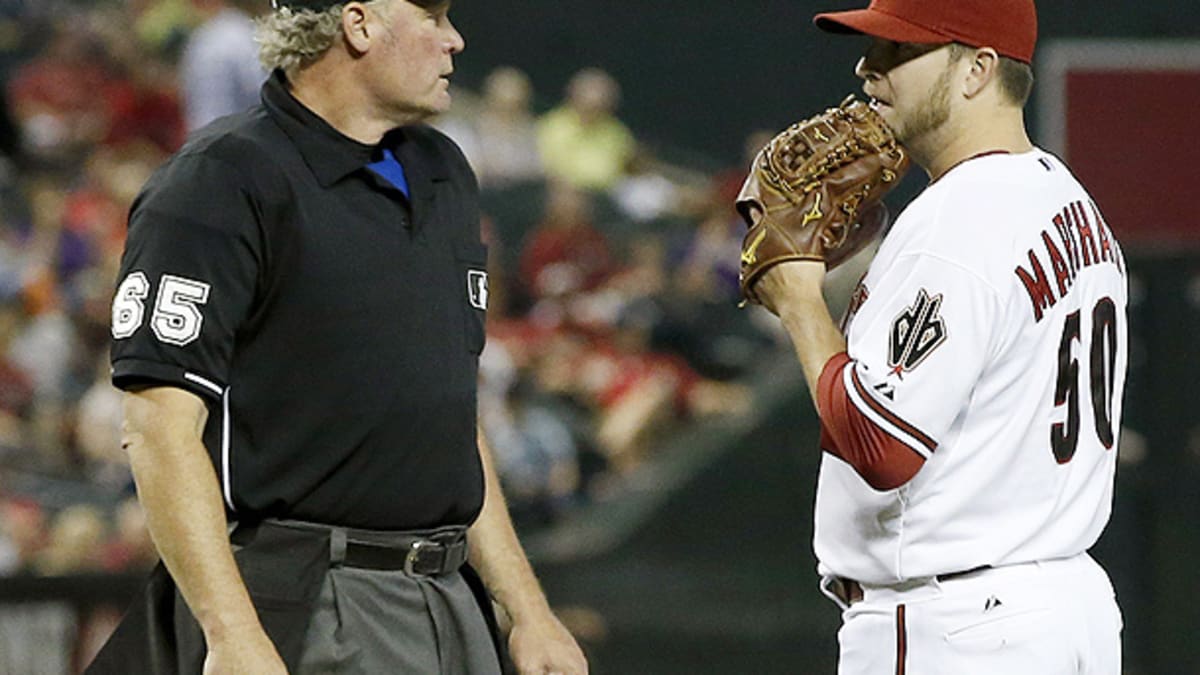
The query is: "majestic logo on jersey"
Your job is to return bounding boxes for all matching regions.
[888,288,947,373]
[467,270,489,310]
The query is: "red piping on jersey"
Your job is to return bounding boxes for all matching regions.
[848,368,937,452]
[817,352,927,490]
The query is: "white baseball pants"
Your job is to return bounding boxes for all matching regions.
[828,553,1122,675]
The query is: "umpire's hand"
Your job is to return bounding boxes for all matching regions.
[508,612,589,675]
[203,628,288,675]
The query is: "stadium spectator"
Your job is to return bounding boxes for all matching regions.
[536,68,635,191]
[672,199,744,304]
[179,0,266,131]
[608,149,684,223]
[32,503,106,576]
[95,54,185,156]
[0,1,773,608]
[129,0,196,58]
[481,369,582,526]
[519,182,614,303]
[73,354,127,489]
[6,19,115,169]
[57,146,158,284]
[0,304,34,457]
[0,497,45,574]
[100,496,157,572]
[584,299,751,472]
[441,66,544,189]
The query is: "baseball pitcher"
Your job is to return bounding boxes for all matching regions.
[737,1,1126,672]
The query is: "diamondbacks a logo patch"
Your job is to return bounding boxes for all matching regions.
[889,288,947,373]
[467,270,489,310]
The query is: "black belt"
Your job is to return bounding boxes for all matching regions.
[831,566,991,606]
[231,519,469,577]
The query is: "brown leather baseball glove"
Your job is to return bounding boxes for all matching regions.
[735,96,910,305]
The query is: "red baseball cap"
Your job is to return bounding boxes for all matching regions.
[814,0,1038,64]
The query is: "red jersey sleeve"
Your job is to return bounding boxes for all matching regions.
[817,352,927,490]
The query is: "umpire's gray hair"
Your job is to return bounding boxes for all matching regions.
[255,0,396,77]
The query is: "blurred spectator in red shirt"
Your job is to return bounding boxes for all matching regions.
[59,145,160,282]
[519,182,614,301]
[8,16,185,169]
[0,496,47,574]
[6,20,114,167]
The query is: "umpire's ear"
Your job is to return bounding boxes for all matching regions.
[341,2,375,55]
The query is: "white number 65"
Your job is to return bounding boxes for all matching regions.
[112,272,211,346]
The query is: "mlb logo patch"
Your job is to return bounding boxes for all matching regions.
[467,270,488,310]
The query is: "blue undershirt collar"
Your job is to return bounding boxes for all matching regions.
[365,148,411,198]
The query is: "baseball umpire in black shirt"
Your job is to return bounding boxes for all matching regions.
[88,1,587,673]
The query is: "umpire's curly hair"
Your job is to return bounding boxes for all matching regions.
[255,0,397,78]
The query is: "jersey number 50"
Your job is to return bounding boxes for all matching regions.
[1052,297,1119,464]
[112,272,211,346]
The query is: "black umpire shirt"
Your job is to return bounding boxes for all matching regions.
[110,70,488,530]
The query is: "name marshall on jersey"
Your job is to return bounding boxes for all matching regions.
[1015,198,1123,322]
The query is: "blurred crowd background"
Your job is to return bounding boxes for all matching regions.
[0,1,1196,673]
[0,2,800,669]
[0,0,801,576]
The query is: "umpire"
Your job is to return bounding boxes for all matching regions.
[89,0,587,673]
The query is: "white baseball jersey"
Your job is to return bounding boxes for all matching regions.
[814,148,1128,585]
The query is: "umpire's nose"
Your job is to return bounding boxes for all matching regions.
[444,18,465,55]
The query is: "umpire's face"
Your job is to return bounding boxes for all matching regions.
[350,0,464,124]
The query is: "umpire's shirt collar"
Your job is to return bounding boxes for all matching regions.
[261,69,449,191]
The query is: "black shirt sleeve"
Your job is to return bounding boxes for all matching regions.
[111,151,262,401]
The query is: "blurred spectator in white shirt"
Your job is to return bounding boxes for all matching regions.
[438,66,544,189]
[179,0,264,132]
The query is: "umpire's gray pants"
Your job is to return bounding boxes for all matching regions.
[298,564,501,675]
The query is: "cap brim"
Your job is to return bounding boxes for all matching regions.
[813,9,952,45]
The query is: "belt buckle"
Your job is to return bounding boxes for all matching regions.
[404,539,438,576]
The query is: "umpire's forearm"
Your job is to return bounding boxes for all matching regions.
[123,388,263,644]
[467,428,553,624]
